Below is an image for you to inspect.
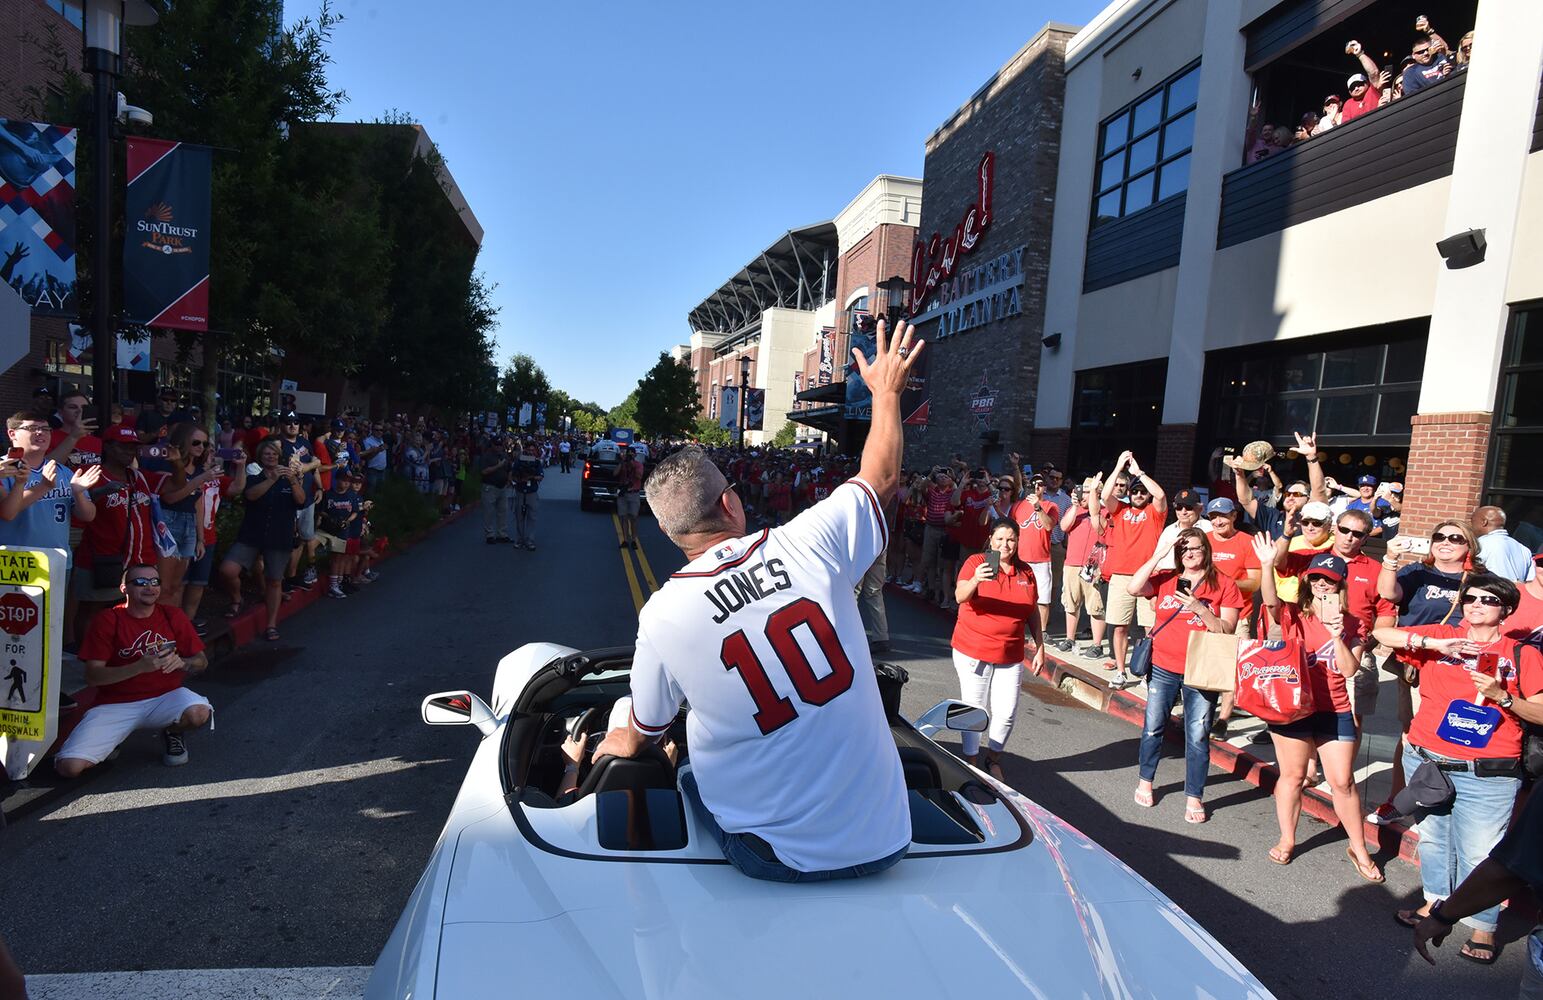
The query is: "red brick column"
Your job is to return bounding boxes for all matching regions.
[1399,412,1492,539]
[1154,423,1198,493]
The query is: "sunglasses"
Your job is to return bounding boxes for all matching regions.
[1300,518,1327,528]
[1431,531,1469,546]
[1178,546,1205,555]
[1461,593,1504,608]
[1174,504,1200,511]
[127,577,162,587]
[1336,525,1367,539]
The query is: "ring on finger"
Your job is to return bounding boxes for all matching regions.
[898,347,910,358]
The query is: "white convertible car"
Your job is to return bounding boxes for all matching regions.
[366,643,1275,999]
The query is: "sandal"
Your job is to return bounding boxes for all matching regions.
[1394,908,1427,929]
[1267,845,1294,866]
[1346,846,1384,883]
[1133,786,1154,808]
[263,627,281,642]
[223,602,242,619]
[1460,939,1498,965]
[984,758,1006,781]
[1184,803,1208,824]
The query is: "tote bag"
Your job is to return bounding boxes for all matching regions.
[1234,638,1315,725]
[1184,631,1240,693]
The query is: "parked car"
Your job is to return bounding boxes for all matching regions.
[366,642,1275,1000]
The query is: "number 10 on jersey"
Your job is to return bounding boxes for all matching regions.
[720,598,856,735]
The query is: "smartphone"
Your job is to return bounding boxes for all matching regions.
[1316,592,1342,621]
[138,444,167,461]
[1405,537,1432,556]
[216,447,242,461]
[156,640,177,657]
[5,448,21,462]
[1176,577,1193,596]
[984,550,1001,575]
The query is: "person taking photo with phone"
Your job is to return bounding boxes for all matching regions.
[1128,528,1244,824]
[1373,573,1543,965]
[952,519,1046,779]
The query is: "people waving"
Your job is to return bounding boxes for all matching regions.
[1252,534,1383,883]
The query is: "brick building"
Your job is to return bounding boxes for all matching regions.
[903,24,1078,472]
[1037,0,1543,544]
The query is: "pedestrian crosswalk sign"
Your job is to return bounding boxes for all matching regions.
[0,547,65,780]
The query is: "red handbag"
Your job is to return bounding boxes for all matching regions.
[1234,639,1316,725]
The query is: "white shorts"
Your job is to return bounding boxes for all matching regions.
[1027,561,1051,604]
[55,688,212,764]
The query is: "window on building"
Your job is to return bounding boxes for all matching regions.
[1488,303,1543,553]
[1068,358,1168,473]
[44,0,84,29]
[846,296,870,337]
[1092,63,1200,227]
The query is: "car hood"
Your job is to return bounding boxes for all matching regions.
[429,806,1273,999]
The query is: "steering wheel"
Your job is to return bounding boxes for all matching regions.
[567,705,606,790]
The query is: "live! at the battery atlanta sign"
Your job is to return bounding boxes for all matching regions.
[909,151,994,316]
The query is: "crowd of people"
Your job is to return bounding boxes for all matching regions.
[1247,15,1475,163]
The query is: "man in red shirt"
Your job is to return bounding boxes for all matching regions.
[1341,41,1384,122]
[75,426,161,640]
[55,563,210,776]
[1011,476,1058,633]
[47,389,102,467]
[1101,450,1168,685]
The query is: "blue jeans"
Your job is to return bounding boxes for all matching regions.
[1401,746,1521,932]
[1138,665,1219,799]
[680,769,906,883]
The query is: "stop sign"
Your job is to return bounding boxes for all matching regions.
[0,592,39,636]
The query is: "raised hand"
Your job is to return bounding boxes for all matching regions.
[71,463,103,489]
[1293,431,1318,461]
[851,317,925,399]
[1251,532,1278,567]
[38,460,60,487]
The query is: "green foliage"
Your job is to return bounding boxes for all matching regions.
[771,422,797,448]
[499,352,551,412]
[634,353,700,440]
[608,390,639,432]
[694,416,731,446]
[358,475,443,545]
[573,410,608,435]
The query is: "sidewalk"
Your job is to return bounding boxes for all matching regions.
[885,582,1422,864]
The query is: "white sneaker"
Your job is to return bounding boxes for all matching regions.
[328,583,347,599]
[302,567,318,586]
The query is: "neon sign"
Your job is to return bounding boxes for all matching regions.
[910,151,994,316]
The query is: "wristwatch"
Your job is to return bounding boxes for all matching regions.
[1428,900,1459,927]
[1499,692,1515,710]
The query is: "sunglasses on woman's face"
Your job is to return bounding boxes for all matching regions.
[1178,547,1205,556]
[1432,531,1469,546]
[1300,518,1326,528]
[1461,593,1503,608]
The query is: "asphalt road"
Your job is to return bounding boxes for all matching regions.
[3,470,1531,999]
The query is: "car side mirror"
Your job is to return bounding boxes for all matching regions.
[421,690,498,736]
[915,699,989,740]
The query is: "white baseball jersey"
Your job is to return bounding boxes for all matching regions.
[629,477,911,872]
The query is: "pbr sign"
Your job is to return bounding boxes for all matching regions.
[0,547,65,781]
[123,138,212,331]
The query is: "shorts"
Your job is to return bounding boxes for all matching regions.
[1026,561,1051,605]
[295,504,316,542]
[223,541,290,582]
[1103,574,1154,627]
[941,538,961,561]
[160,508,199,559]
[55,688,211,764]
[617,490,641,518]
[74,567,123,604]
[1061,564,1105,617]
[1270,709,1357,743]
[1349,650,1382,717]
[185,545,216,587]
[432,479,448,496]
[316,530,358,555]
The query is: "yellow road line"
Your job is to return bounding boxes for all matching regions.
[612,513,645,614]
[633,538,660,594]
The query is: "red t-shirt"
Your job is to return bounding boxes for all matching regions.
[1277,603,1359,714]
[925,485,954,526]
[1102,499,1165,579]
[768,482,791,512]
[313,438,333,492]
[1341,84,1381,122]
[80,603,205,705]
[1506,585,1543,650]
[952,553,1038,663]
[197,474,229,545]
[1277,549,1394,631]
[243,426,269,455]
[1400,624,1543,761]
[1011,499,1057,563]
[957,487,993,551]
[77,470,159,568]
[1208,530,1261,584]
[50,430,103,467]
[1148,571,1246,675]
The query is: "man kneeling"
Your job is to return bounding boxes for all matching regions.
[55,564,210,776]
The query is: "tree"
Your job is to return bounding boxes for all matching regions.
[694,416,731,446]
[499,353,550,412]
[633,352,700,440]
[608,390,639,431]
[573,410,607,436]
[771,422,797,448]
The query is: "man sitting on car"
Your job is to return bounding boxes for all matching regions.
[595,318,925,883]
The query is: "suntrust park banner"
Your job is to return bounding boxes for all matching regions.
[123,138,211,331]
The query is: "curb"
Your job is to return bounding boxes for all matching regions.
[884,582,1422,866]
[1,502,480,826]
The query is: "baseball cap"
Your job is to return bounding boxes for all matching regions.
[1205,497,1237,515]
[1301,500,1333,521]
[1173,488,1202,508]
[105,426,139,444]
[1391,763,1454,816]
[331,418,346,431]
[32,385,55,397]
[1356,474,1378,487]
[1128,477,1152,495]
[281,411,299,422]
[1324,94,1341,105]
[1228,440,1276,472]
[1303,552,1348,583]
[1347,73,1368,87]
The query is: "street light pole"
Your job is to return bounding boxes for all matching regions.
[82,1,160,430]
[738,354,750,451]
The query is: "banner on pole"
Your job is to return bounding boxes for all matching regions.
[744,389,765,430]
[535,403,546,428]
[719,387,739,431]
[817,328,834,385]
[115,333,151,371]
[66,322,91,364]
[123,138,211,331]
[519,402,532,427]
[902,349,930,427]
[0,121,77,316]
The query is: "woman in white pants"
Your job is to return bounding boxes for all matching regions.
[952,519,1046,778]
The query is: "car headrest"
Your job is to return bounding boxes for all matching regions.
[576,743,676,800]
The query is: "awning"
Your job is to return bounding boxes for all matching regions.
[794,380,845,405]
[788,404,843,435]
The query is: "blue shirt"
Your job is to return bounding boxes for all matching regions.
[1395,563,1465,626]
[1478,529,1537,583]
[0,469,76,565]
[1345,496,1393,532]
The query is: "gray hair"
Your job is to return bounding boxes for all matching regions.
[647,446,729,539]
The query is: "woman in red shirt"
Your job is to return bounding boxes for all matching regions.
[1128,527,1244,823]
[951,519,1045,779]
[1373,573,1543,963]
[1254,539,1382,882]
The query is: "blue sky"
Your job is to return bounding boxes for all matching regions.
[307,0,1109,409]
